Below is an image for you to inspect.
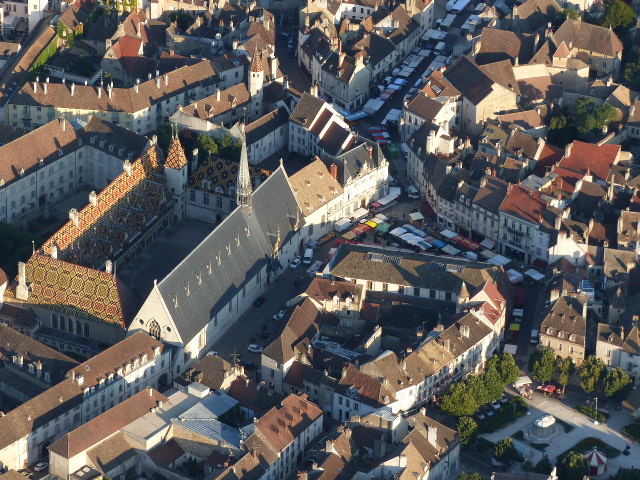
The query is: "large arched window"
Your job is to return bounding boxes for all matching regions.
[149,320,161,340]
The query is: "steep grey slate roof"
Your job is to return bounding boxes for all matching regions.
[156,166,303,342]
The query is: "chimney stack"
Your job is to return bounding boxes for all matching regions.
[51,245,58,259]
[156,77,161,89]
[216,88,221,101]
[105,259,113,275]
[89,190,97,206]
[70,83,75,96]
[565,142,573,158]
[17,262,29,300]
[330,163,338,180]
[69,208,79,227]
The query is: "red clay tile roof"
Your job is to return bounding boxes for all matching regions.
[499,184,547,224]
[0,268,7,286]
[49,387,168,458]
[69,332,164,387]
[254,394,323,452]
[17,254,139,328]
[165,135,188,169]
[558,141,620,183]
[534,142,564,176]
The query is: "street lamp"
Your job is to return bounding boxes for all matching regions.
[593,396,599,425]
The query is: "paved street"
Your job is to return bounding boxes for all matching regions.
[481,393,639,474]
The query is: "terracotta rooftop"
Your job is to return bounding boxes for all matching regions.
[69,332,164,388]
[558,141,620,183]
[12,60,218,113]
[48,387,168,458]
[499,184,547,224]
[254,394,323,452]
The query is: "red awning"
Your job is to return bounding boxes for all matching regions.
[422,202,435,216]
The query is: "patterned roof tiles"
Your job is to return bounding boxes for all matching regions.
[187,154,268,196]
[165,135,188,170]
[21,254,139,328]
[41,146,170,268]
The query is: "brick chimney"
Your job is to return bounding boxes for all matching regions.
[330,163,338,180]
[16,262,29,300]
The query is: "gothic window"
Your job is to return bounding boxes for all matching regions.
[149,320,161,340]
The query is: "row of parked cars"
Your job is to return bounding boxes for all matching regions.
[476,395,510,420]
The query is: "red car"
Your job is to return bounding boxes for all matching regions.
[515,286,526,306]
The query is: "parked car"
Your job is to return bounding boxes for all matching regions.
[258,330,273,339]
[499,395,509,404]
[272,309,287,321]
[476,410,486,420]
[254,296,266,307]
[482,405,494,416]
[247,344,263,353]
[34,463,48,472]
[491,401,501,410]
[290,256,302,269]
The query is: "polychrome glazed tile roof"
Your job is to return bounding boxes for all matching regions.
[41,146,172,269]
[21,254,139,328]
[187,154,268,196]
[165,135,188,170]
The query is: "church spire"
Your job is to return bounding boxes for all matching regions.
[237,124,252,208]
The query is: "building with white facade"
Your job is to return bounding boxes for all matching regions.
[9,61,219,133]
[0,116,150,224]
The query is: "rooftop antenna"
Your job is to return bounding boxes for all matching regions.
[231,348,240,366]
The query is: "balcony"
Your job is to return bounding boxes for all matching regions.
[507,226,525,236]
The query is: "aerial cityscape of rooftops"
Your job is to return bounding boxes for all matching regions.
[1,0,640,478]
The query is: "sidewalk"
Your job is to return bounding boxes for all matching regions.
[480,393,639,473]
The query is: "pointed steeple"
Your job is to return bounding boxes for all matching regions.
[251,46,263,73]
[165,127,188,170]
[237,124,252,208]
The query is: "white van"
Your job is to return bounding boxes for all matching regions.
[407,185,420,199]
[303,247,314,265]
[400,143,410,158]
[530,329,539,344]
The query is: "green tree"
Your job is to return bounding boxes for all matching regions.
[557,356,574,393]
[197,132,219,156]
[534,455,553,474]
[457,473,483,480]
[219,133,242,160]
[494,438,520,464]
[624,63,640,91]
[155,124,173,152]
[579,355,607,393]
[498,352,521,385]
[457,416,478,445]
[558,451,589,480]
[529,348,557,383]
[442,382,479,417]
[603,367,633,400]
[573,98,618,133]
[563,8,580,19]
[601,0,637,36]
[468,375,491,405]
[482,364,506,402]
